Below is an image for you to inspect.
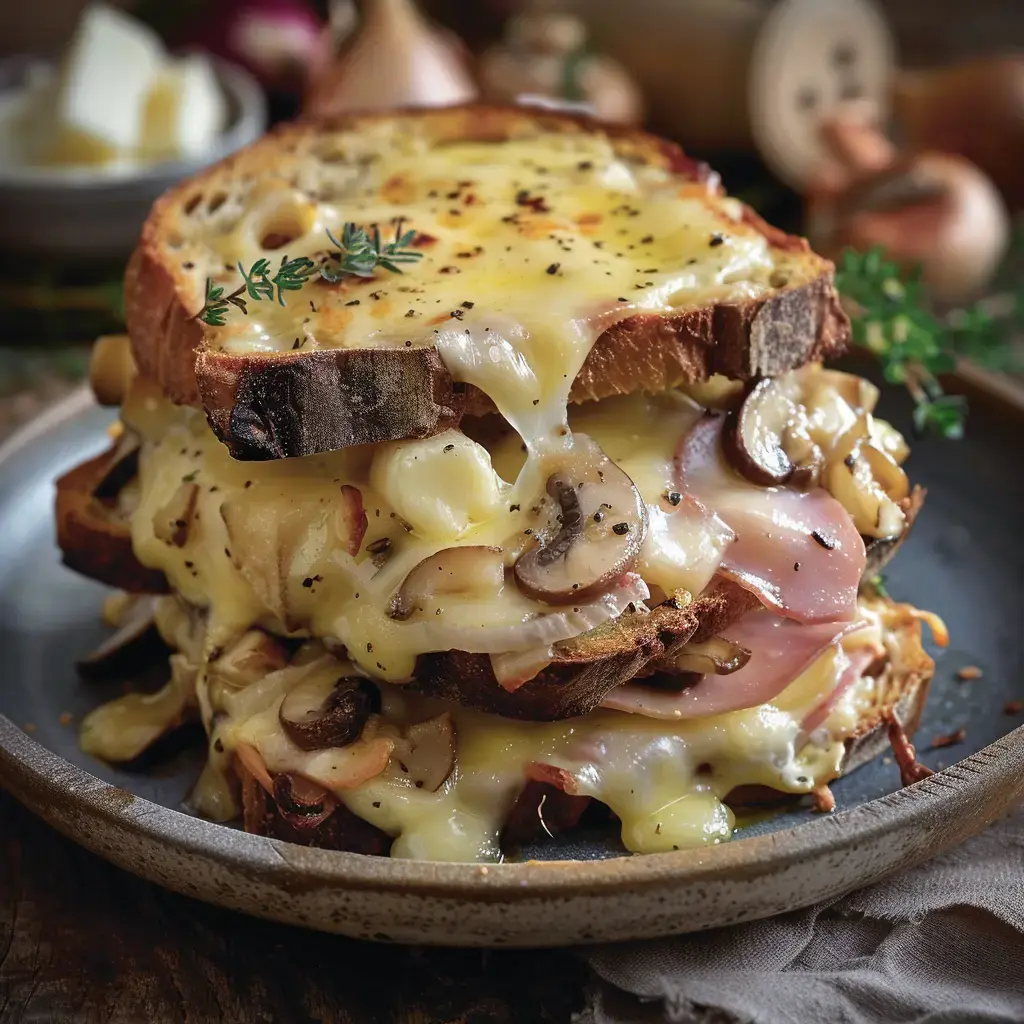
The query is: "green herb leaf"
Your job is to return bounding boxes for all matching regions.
[836,246,970,439]
[192,221,424,324]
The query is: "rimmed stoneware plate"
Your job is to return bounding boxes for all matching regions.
[1,375,1022,948]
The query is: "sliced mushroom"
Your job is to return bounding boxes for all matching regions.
[827,440,907,540]
[92,430,142,501]
[801,365,880,416]
[390,546,505,620]
[207,630,290,708]
[279,674,381,751]
[271,773,338,829]
[514,440,647,605]
[670,635,752,676]
[722,377,800,486]
[153,481,199,547]
[391,713,456,792]
[77,594,162,677]
[338,484,368,556]
[682,375,744,410]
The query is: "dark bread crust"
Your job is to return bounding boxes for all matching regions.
[123,104,849,460]
[412,584,757,721]
[55,446,168,594]
[197,347,467,461]
[864,486,926,581]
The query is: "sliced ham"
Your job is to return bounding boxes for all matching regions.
[676,414,866,624]
[600,611,864,720]
[800,645,879,736]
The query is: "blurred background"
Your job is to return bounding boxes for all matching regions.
[2,0,1024,429]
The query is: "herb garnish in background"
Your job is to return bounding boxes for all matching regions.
[837,245,1024,439]
[195,221,423,327]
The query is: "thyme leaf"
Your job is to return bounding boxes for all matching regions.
[193,221,422,326]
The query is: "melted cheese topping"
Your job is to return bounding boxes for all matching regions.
[214,615,893,861]
[194,135,782,366]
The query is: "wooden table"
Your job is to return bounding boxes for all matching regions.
[1,790,586,1023]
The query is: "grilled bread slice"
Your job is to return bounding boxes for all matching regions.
[124,105,849,460]
[55,436,168,594]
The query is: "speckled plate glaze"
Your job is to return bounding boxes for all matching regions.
[1,378,1022,948]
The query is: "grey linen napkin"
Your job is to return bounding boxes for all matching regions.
[576,808,1024,1024]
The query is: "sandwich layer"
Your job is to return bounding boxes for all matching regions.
[80,593,935,860]
[124,105,848,458]
[67,364,914,703]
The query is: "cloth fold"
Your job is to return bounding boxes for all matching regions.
[576,808,1024,1024]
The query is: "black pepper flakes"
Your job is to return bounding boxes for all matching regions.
[546,262,560,275]
[709,233,724,247]
[612,522,630,536]
[443,443,455,452]
[345,299,360,306]
[509,503,521,512]
[302,577,315,588]
[811,530,837,550]
[666,491,682,506]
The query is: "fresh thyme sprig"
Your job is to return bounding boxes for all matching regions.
[194,220,422,326]
[836,247,969,438]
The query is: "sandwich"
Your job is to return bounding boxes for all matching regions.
[56,106,942,861]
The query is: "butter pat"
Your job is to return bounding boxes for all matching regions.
[370,431,506,540]
[141,54,226,160]
[56,3,165,151]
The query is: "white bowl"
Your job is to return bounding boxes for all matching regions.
[0,55,266,261]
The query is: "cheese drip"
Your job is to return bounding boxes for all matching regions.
[215,611,896,861]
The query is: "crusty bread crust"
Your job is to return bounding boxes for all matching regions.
[864,486,926,581]
[55,446,168,594]
[124,104,849,459]
[413,582,759,721]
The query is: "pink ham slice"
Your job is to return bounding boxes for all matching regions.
[675,413,866,624]
[600,611,864,720]
[800,645,879,736]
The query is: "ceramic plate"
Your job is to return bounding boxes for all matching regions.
[1,378,1022,947]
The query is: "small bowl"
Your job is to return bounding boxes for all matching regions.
[0,55,266,262]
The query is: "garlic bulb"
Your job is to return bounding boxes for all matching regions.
[305,0,476,117]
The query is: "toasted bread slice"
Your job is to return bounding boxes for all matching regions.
[55,439,168,594]
[237,605,934,854]
[125,105,849,459]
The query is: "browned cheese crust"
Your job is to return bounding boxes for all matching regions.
[123,105,850,460]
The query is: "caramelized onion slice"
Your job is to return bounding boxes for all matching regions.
[515,437,647,605]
